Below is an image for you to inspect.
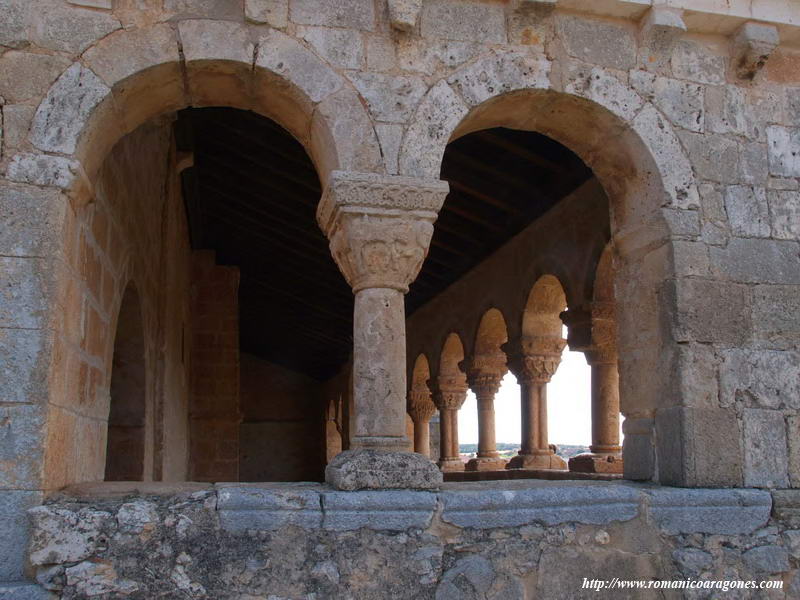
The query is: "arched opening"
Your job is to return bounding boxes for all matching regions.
[407,354,436,457]
[105,284,147,481]
[434,333,469,471]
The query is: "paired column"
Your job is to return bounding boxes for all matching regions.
[506,337,568,470]
[465,353,508,471]
[317,171,449,490]
[433,376,469,471]
[568,302,623,473]
[407,381,436,457]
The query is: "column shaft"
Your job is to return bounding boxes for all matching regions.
[590,362,621,453]
[351,288,407,451]
[413,417,431,457]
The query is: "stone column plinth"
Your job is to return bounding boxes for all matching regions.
[408,382,436,457]
[568,302,623,474]
[465,353,508,471]
[318,171,449,490]
[505,337,567,470]
[433,376,469,472]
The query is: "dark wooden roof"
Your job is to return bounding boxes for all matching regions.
[176,108,592,380]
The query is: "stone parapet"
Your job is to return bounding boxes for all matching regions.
[25,482,786,599]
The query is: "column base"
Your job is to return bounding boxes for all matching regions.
[465,456,508,471]
[325,449,442,491]
[568,452,624,474]
[438,458,465,472]
[506,453,567,470]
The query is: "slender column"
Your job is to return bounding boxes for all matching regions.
[465,353,507,471]
[569,302,623,473]
[433,376,468,471]
[407,381,436,457]
[506,337,568,470]
[317,171,449,490]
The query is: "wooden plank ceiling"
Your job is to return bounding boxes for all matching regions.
[176,108,592,381]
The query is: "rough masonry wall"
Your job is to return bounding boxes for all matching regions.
[26,483,800,599]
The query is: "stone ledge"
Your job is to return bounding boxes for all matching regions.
[644,487,771,534]
[440,484,640,529]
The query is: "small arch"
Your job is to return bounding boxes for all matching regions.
[411,354,431,387]
[105,283,147,481]
[523,275,568,340]
[594,243,616,304]
[474,308,509,357]
[440,333,467,380]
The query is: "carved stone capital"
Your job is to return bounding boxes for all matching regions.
[407,382,436,423]
[318,171,449,293]
[465,351,507,399]
[586,301,617,365]
[505,336,566,384]
[432,375,469,411]
[560,307,592,352]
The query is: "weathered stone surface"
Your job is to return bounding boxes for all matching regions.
[742,545,789,574]
[679,131,740,183]
[440,484,639,529]
[349,73,427,122]
[300,27,364,70]
[671,39,726,85]
[662,208,701,238]
[672,548,712,576]
[31,1,120,55]
[720,349,800,410]
[772,490,800,524]
[449,51,551,109]
[163,0,242,19]
[557,15,636,70]
[28,506,112,566]
[0,104,35,154]
[375,123,403,175]
[767,125,800,177]
[245,0,288,27]
[117,501,159,534]
[638,6,686,69]
[565,63,643,123]
[322,491,436,531]
[29,63,109,155]
[399,80,468,178]
[768,189,800,240]
[218,485,324,532]
[0,256,57,329]
[6,154,80,191]
[82,23,179,88]
[396,39,482,75]
[388,0,422,32]
[326,449,442,491]
[0,328,52,405]
[740,141,769,185]
[731,22,780,81]
[646,488,771,534]
[669,279,751,345]
[65,561,139,597]
[0,52,71,105]
[706,86,748,137]
[710,238,800,285]
[742,408,789,488]
[421,0,506,44]
[789,416,800,488]
[290,0,375,31]
[178,19,253,66]
[0,0,31,49]
[650,77,704,132]
[725,185,770,238]
[0,185,66,258]
[0,491,42,581]
[68,0,112,8]
[632,104,699,209]
[0,584,54,599]
[256,29,344,103]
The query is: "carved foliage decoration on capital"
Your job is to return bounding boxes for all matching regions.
[408,382,436,423]
[433,375,469,411]
[507,336,566,385]
[465,351,507,399]
[318,171,450,293]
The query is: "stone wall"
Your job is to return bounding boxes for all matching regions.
[25,482,800,599]
[239,354,325,482]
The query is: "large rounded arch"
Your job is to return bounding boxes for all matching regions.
[401,51,700,483]
[522,275,568,341]
[25,21,383,204]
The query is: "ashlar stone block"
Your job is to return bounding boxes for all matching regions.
[299,27,364,70]
[767,126,800,178]
[719,349,800,410]
[724,185,770,238]
[752,285,800,349]
[710,238,800,285]
[421,0,507,44]
[742,408,789,488]
[557,15,636,70]
[290,0,375,31]
[245,0,288,27]
[768,190,800,240]
[0,51,72,105]
[671,39,726,85]
[31,1,120,55]
[29,63,110,155]
[0,0,31,49]
[349,73,427,123]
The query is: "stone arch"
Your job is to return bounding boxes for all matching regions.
[411,353,431,388]
[24,20,382,204]
[439,333,467,383]
[400,51,699,482]
[473,308,509,358]
[594,243,616,305]
[105,282,148,482]
[522,275,568,341]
